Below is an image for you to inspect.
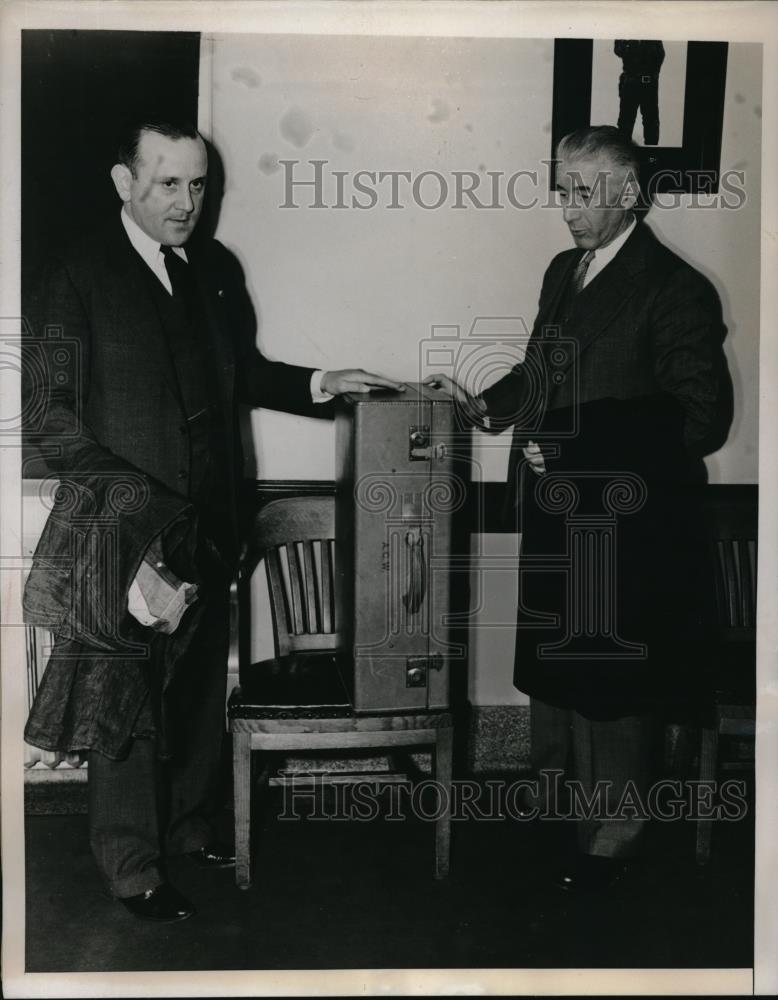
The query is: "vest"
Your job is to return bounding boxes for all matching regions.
[145,270,233,553]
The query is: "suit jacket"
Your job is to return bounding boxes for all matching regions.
[23,215,323,756]
[480,221,733,717]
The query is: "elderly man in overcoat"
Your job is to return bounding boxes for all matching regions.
[427,125,732,892]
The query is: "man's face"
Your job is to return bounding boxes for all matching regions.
[114,130,207,246]
[555,152,634,250]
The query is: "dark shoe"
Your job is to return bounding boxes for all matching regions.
[552,854,629,894]
[186,842,236,869]
[120,883,194,922]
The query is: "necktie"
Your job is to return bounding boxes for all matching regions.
[570,250,595,296]
[160,244,192,302]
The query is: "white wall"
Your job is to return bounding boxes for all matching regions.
[207,35,761,701]
[209,34,563,484]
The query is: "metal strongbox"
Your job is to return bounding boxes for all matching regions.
[335,383,457,712]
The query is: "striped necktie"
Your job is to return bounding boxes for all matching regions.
[570,250,595,296]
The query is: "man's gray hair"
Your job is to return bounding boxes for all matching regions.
[557,125,641,185]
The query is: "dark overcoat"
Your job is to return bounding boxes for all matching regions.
[480,221,733,719]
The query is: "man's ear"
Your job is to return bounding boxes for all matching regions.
[110,163,132,202]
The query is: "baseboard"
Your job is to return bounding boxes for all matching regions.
[25,768,88,815]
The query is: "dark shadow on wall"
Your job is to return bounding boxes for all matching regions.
[22,29,201,294]
[195,138,260,477]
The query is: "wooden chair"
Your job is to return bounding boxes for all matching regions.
[695,486,757,865]
[227,495,454,889]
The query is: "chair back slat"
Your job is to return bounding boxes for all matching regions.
[320,539,334,635]
[748,540,757,618]
[703,489,757,634]
[711,539,758,630]
[242,496,339,659]
[717,540,739,628]
[286,543,307,635]
[265,549,293,657]
[737,539,755,628]
[302,541,319,634]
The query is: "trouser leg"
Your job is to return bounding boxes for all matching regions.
[571,710,655,858]
[640,82,660,145]
[88,593,230,892]
[163,594,230,855]
[617,75,640,137]
[88,738,164,898]
[529,697,573,815]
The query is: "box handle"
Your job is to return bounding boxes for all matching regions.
[402,528,426,615]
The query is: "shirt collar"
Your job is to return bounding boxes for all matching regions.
[591,215,636,270]
[120,207,188,269]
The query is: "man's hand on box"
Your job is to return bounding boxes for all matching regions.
[320,369,406,396]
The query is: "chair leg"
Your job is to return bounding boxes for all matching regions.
[233,732,252,889]
[696,725,718,866]
[433,726,453,879]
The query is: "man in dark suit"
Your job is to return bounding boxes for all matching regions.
[23,119,402,922]
[426,125,731,892]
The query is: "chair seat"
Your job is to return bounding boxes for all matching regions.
[229,651,352,720]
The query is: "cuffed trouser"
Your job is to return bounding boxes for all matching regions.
[88,594,229,898]
[530,696,656,859]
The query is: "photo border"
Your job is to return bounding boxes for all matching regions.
[1,2,776,998]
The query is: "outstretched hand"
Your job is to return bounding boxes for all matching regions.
[320,369,406,395]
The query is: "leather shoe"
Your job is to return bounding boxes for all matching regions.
[186,842,236,869]
[552,854,629,894]
[120,883,194,922]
